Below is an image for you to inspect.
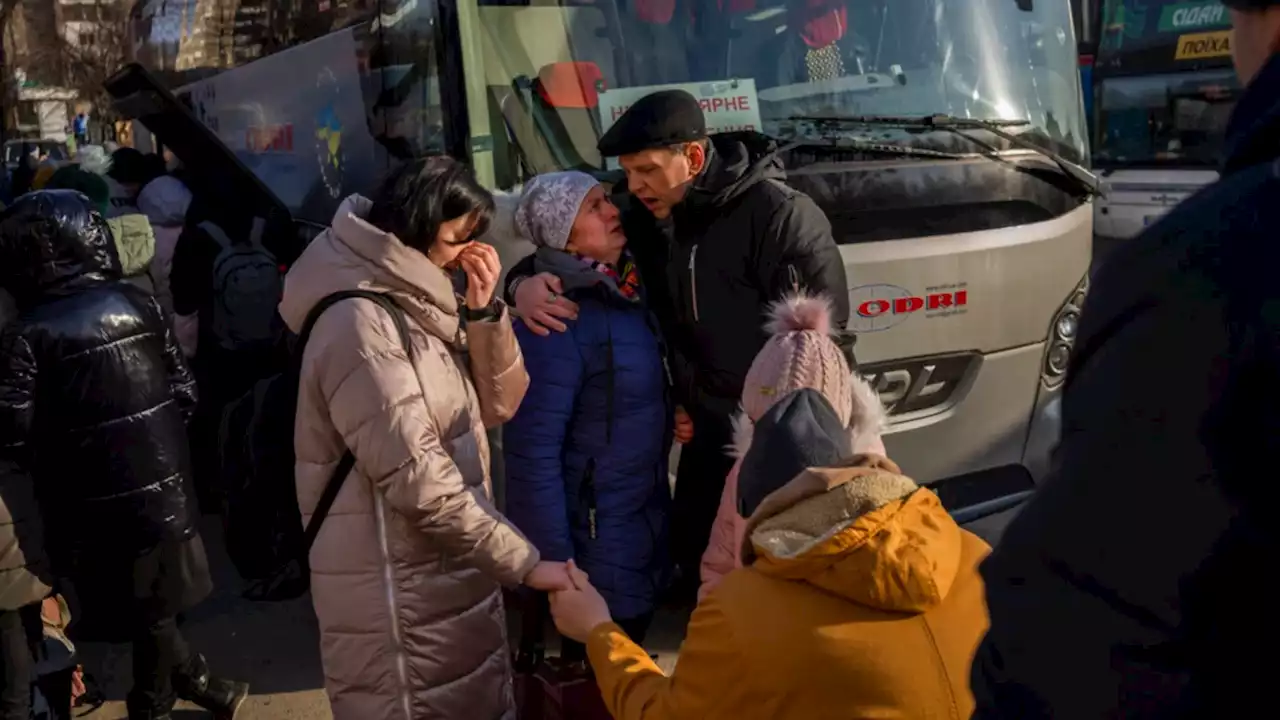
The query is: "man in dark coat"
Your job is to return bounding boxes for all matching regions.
[0,191,248,720]
[971,2,1280,716]
[506,90,849,601]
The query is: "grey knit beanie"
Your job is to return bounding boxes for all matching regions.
[514,171,598,250]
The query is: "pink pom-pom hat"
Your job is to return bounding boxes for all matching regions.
[734,292,886,458]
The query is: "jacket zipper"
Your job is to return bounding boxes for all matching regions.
[372,492,414,720]
[582,459,598,541]
[688,244,700,322]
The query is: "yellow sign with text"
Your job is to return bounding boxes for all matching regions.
[1175,30,1232,60]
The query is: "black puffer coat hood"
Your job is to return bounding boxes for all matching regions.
[0,190,122,309]
[0,190,199,567]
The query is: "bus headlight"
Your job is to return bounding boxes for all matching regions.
[1055,310,1079,341]
[1043,274,1089,387]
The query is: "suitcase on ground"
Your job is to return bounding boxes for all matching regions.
[512,593,611,720]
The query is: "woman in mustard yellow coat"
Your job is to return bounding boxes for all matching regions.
[551,388,992,720]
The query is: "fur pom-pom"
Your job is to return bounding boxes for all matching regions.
[727,410,755,459]
[849,372,889,453]
[764,292,833,337]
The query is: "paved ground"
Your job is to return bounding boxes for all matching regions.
[82,502,1011,719]
[81,520,332,719]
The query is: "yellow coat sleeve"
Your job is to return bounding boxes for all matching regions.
[587,594,747,720]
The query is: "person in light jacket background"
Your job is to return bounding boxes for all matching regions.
[504,171,672,659]
[137,175,198,357]
[278,156,572,720]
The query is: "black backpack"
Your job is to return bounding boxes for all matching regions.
[218,290,415,601]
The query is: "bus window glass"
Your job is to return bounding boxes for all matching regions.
[1095,69,1237,166]
[465,0,1085,189]
[372,0,447,159]
[130,1,446,222]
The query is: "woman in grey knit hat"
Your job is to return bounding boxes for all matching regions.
[503,171,673,664]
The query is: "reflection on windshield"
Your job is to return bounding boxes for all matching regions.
[484,0,1086,164]
[1095,70,1238,167]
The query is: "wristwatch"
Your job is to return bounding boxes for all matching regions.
[464,300,501,323]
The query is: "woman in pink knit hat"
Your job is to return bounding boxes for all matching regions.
[698,292,887,601]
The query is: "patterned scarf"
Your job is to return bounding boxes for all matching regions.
[574,252,642,301]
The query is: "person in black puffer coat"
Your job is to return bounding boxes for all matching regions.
[0,191,248,720]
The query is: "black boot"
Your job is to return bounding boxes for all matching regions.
[173,653,249,720]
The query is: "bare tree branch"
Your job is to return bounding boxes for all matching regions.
[0,0,27,140]
[17,0,132,127]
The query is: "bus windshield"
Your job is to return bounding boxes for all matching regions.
[474,0,1086,182]
[1094,69,1237,167]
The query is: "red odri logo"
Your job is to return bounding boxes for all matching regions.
[848,283,969,333]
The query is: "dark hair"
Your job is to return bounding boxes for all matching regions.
[367,155,494,252]
[108,147,156,185]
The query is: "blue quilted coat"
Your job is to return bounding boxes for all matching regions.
[504,248,671,621]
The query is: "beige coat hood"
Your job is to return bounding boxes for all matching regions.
[280,194,462,344]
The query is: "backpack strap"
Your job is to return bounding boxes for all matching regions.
[202,217,269,251]
[200,220,234,250]
[248,216,266,248]
[295,290,416,557]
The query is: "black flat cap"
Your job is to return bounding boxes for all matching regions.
[598,89,707,157]
[738,388,853,518]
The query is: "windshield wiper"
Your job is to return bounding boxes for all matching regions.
[788,114,1101,196]
[778,135,972,161]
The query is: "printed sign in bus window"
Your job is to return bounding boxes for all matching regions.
[597,80,762,136]
[1175,29,1231,60]
[596,80,763,169]
[1159,2,1230,33]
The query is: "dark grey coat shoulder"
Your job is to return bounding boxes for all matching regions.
[971,53,1280,719]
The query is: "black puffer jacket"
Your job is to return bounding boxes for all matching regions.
[0,191,199,565]
[509,132,849,419]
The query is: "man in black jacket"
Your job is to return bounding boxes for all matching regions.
[971,2,1280,716]
[0,191,248,720]
[506,90,848,601]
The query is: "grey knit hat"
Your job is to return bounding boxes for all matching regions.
[514,171,599,250]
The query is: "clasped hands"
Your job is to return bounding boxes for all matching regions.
[523,560,612,643]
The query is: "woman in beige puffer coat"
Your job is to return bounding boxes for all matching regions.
[278,157,569,720]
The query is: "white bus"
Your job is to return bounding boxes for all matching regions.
[118,0,1095,525]
[1091,0,1239,257]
